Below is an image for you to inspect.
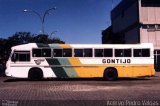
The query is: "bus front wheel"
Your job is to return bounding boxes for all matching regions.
[103,68,118,81]
[28,68,43,80]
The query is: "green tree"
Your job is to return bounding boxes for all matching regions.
[7,32,34,46]
[0,38,7,60]
[34,34,65,44]
[0,32,65,64]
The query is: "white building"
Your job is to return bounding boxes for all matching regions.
[102,0,160,71]
[103,0,160,49]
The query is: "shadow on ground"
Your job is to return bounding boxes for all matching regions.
[3,77,151,83]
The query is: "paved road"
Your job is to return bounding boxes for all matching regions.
[0,73,160,106]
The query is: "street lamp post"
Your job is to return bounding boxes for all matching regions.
[23,7,56,34]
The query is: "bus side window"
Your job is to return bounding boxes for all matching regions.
[142,49,150,57]
[42,48,51,57]
[115,49,131,57]
[63,49,72,57]
[53,49,62,57]
[19,53,30,61]
[95,49,104,57]
[124,49,132,57]
[104,49,113,57]
[32,49,42,57]
[74,49,83,57]
[134,49,142,57]
[84,49,93,57]
[115,49,123,57]
[133,49,150,57]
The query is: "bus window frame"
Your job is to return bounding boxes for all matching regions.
[32,48,52,58]
[63,48,72,57]
[32,48,42,57]
[53,48,63,57]
[104,48,113,57]
[114,49,132,57]
[74,48,84,57]
[83,48,93,57]
[42,48,52,57]
[133,48,150,57]
[94,49,104,57]
[73,48,93,58]
[11,51,31,62]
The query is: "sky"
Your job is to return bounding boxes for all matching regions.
[0,0,121,44]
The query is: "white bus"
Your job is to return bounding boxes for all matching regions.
[5,43,155,80]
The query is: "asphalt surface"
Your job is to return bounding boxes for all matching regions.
[0,73,160,106]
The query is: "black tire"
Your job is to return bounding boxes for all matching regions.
[28,68,43,81]
[103,68,118,81]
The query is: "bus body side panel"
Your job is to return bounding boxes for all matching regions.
[6,66,31,78]
[6,58,57,78]
[116,65,155,78]
[68,58,103,78]
[6,66,56,78]
[8,58,155,78]
[68,58,155,78]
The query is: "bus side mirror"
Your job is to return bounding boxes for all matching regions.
[11,53,17,62]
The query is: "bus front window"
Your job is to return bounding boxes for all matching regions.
[11,53,18,62]
[11,51,30,62]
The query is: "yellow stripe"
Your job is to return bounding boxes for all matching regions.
[68,58,155,78]
[59,44,72,48]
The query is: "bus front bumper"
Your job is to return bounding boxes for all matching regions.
[5,71,11,77]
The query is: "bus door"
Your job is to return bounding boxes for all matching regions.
[154,50,160,72]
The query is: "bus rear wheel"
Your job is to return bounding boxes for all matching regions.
[28,68,43,80]
[103,68,118,81]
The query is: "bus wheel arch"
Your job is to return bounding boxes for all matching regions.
[103,67,118,81]
[28,67,43,80]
